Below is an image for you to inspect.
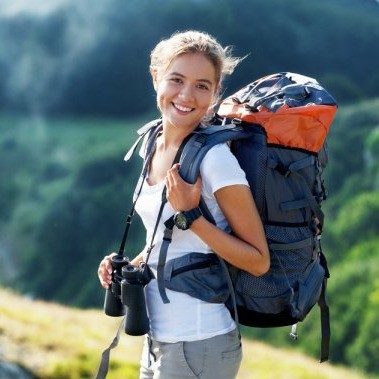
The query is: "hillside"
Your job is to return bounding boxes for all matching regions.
[0,287,374,379]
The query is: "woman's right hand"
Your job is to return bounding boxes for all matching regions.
[98,252,117,289]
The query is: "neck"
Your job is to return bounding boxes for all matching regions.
[159,120,199,151]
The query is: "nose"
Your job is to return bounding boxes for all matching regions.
[179,84,194,102]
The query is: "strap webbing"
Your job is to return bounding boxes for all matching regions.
[94,316,126,379]
[269,237,313,251]
[156,217,175,303]
[269,159,325,228]
[217,256,239,326]
[318,278,330,362]
[118,123,162,257]
[149,132,195,303]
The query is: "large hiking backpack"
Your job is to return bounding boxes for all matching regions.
[169,72,337,362]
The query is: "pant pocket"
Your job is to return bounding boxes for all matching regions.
[221,330,242,363]
[182,340,205,377]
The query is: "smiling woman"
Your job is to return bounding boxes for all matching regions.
[153,54,217,132]
[97,30,270,379]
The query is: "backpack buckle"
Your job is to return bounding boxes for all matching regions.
[276,163,291,177]
[290,324,298,340]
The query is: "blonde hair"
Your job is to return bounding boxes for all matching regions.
[150,30,242,106]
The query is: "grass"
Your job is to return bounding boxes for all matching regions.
[0,287,373,379]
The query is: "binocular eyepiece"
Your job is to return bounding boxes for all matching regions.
[104,255,152,336]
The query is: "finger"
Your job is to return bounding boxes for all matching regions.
[98,255,115,285]
[98,266,110,286]
[166,167,178,189]
[104,258,113,275]
[168,163,180,180]
[99,260,110,276]
[165,171,172,191]
[169,170,186,192]
[104,253,116,274]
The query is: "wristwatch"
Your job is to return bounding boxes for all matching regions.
[174,207,202,230]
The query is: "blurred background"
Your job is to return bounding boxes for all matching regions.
[1,0,379,377]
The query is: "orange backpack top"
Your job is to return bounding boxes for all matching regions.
[218,72,337,153]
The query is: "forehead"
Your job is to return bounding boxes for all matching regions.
[165,53,217,83]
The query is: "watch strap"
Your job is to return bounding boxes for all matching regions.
[183,207,202,225]
[175,207,202,230]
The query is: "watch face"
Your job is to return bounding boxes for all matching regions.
[174,213,188,230]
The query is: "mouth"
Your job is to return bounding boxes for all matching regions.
[172,103,194,113]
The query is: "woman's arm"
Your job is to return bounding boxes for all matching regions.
[166,164,270,276]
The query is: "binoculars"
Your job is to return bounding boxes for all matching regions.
[104,255,152,336]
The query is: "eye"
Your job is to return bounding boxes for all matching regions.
[197,83,210,91]
[170,77,183,84]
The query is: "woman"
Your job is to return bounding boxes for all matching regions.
[98,30,270,379]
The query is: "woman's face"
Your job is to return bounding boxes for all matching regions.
[153,53,218,132]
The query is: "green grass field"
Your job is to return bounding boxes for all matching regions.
[0,288,373,379]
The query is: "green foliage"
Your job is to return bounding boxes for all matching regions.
[48,354,140,379]
[327,240,379,373]
[325,98,379,205]
[0,114,147,306]
[19,154,145,306]
[1,0,379,116]
[329,192,379,250]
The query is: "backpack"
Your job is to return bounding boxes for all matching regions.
[143,72,336,362]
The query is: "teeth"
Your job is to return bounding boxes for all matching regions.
[174,103,192,112]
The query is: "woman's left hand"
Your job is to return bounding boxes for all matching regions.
[166,163,202,211]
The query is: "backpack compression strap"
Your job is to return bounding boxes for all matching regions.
[267,155,325,228]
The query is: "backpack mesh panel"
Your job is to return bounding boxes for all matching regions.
[235,225,314,314]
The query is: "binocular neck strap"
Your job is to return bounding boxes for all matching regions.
[118,124,162,257]
[94,316,126,379]
[144,132,194,268]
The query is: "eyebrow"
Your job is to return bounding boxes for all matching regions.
[169,72,214,86]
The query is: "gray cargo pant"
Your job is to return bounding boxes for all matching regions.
[139,328,242,379]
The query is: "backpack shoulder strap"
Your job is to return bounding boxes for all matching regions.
[178,123,253,184]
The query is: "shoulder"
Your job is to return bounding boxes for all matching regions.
[200,143,248,195]
[202,142,232,164]
[201,142,236,172]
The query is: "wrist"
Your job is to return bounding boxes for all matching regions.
[174,207,202,230]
